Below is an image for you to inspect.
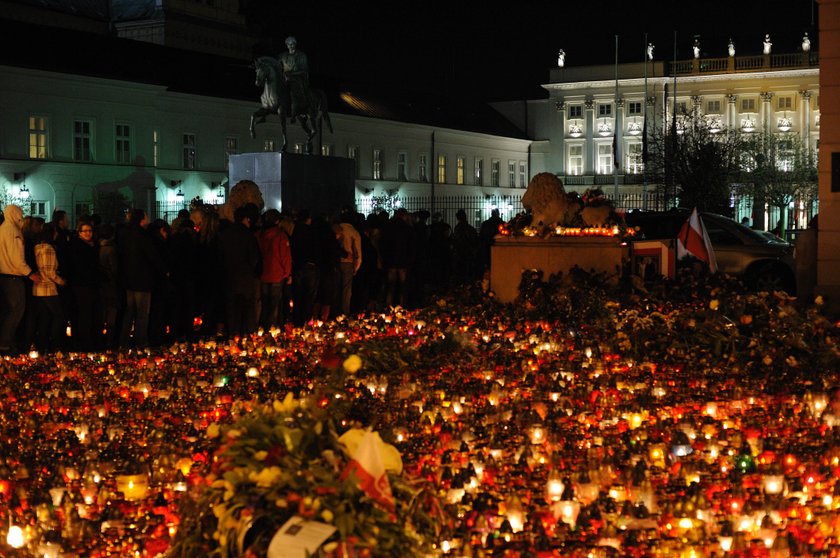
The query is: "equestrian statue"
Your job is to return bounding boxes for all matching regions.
[249,37,332,154]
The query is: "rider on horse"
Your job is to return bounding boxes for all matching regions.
[278,36,309,122]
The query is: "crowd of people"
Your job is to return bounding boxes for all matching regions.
[0,203,506,355]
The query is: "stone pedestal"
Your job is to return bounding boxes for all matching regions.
[229,152,355,215]
[490,236,628,303]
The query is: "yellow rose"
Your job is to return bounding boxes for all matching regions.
[273,392,297,414]
[343,355,363,374]
[251,466,283,487]
[321,509,334,523]
[338,428,403,474]
[206,423,220,439]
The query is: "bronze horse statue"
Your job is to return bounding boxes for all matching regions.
[249,56,333,153]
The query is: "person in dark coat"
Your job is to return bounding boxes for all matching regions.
[168,219,199,341]
[380,208,415,308]
[290,209,320,326]
[479,208,504,272]
[118,209,164,349]
[217,204,261,338]
[65,219,100,351]
[98,224,120,350]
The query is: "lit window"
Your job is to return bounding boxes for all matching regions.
[264,139,275,152]
[29,116,48,159]
[293,143,303,154]
[321,144,332,156]
[456,156,465,185]
[437,154,446,184]
[115,124,131,163]
[568,145,583,176]
[152,129,160,167]
[597,144,613,174]
[491,160,500,187]
[74,120,93,162]
[627,143,643,174]
[183,133,196,169]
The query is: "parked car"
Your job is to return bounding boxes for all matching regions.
[625,209,796,293]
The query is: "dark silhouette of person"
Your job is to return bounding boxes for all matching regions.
[217,204,261,338]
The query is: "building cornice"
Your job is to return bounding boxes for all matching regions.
[541,68,820,93]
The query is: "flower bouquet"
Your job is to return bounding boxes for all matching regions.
[167,387,446,558]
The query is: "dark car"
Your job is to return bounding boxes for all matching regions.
[625,209,796,293]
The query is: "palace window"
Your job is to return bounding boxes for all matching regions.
[706,100,721,114]
[491,160,500,187]
[418,154,428,182]
[321,144,332,156]
[741,98,756,112]
[474,158,483,186]
[373,149,383,180]
[398,152,407,181]
[115,123,132,163]
[29,116,48,159]
[628,101,642,115]
[568,105,582,118]
[519,161,527,187]
[152,129,160,166]
[508,161,516,187]
[568,145,583,176]
[627,143,643,174]
[437,154,446,184]
[597,144,613,174]
[264,139,275,152]
[183,133,196,169]
[598,104,612,117]
[348,146,359,178]
[456,156,465,185]
[74,120,93,162]
[777,96,793,111]
[225,137,238,164]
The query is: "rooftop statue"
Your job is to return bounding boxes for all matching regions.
[763,34,772,55]
[802,32,811,52]
[693,39,700,59]
[248,38,333,154]
[557,49,565,68]
[728,39,735,57]
[647,43,654,61]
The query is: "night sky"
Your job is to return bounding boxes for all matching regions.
[241,0,818,102]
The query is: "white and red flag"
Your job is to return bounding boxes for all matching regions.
[677,208,718,273]
[340,430,395,512]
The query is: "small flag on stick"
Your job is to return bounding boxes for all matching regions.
[676,208,717,272]
[340,430,395,512]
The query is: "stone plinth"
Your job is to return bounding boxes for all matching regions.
[490,236,628,303]
[228,152,355,215]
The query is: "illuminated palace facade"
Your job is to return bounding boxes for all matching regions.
[498,45,821,229]
[0,0,822,231]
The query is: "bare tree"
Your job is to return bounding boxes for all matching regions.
[737,132,817,238]
[645,110,743,214]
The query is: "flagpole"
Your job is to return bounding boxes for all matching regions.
[643,32,648,210]
[672,30,678,209]
[613,34,619,203]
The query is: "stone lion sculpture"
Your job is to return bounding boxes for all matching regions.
[217,180,264,222]
[521,172,581,227]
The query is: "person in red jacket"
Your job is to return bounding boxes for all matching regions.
[256,209,292,330]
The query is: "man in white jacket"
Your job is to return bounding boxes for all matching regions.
[0,205,41,354]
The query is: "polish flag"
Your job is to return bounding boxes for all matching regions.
[677,208,718,273]
[341,430,395,512]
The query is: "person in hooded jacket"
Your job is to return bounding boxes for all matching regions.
[0,205,41,354]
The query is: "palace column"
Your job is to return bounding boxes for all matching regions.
[760,91,774,133]
[584,99,595,176]
[799,90,812,149]
[726,94,737,129]
[554,100,566,175]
